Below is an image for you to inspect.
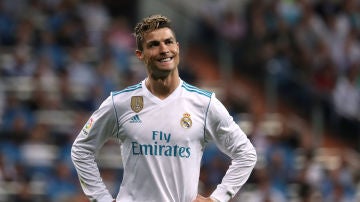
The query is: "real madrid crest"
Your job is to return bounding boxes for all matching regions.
[131,96,143,113]
[180,113,192,128]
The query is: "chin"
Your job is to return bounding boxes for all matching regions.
[150,69,172,79]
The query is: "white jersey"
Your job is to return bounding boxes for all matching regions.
[71,79,257,202]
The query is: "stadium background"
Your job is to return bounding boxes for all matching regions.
[0,0,360,201]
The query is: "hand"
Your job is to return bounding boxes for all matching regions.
[192,194,216,202]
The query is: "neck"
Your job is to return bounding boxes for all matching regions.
[146,75,180,100]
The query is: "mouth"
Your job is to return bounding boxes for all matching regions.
[157,56,174,63]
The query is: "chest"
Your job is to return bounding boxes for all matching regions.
[118,98,206,145]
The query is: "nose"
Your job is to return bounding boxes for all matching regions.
[159,42,169,54]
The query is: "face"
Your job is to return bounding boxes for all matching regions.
[136,28,180,79]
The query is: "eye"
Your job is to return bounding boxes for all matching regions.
[148,41,159,48]
[165,39,174,45]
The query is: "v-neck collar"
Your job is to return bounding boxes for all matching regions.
[142,79,183,104]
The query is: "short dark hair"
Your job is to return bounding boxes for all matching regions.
[134,14,174,51]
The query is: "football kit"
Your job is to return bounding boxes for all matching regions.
[71,79,257,202]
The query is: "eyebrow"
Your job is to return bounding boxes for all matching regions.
[145,37,175,45]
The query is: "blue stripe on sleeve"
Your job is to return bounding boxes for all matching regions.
[112,83,142,96]
[181,82,212,98]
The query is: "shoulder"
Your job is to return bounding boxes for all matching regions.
[181,81,213,98]
[111,82,143,97]
[106,82,144,115]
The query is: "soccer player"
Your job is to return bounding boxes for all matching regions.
[71,14,257,202]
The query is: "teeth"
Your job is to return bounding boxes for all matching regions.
[159,58,171,62]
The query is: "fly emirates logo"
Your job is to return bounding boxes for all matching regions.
[132,131,191,158]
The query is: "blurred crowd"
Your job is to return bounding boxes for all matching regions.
[196,0,360,201]
[194,0,360,150]
[0,0,360,202]
[0,0,138,201]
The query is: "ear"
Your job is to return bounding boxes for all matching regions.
[135,50,143,60]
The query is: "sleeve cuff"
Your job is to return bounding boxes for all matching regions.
[210,187,233,202]
[90,194,114,202]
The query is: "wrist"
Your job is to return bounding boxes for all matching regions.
[210,197,220,202]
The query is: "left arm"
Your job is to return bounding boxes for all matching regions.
[204,94,257,202]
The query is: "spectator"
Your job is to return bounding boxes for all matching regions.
[332,64,360,150]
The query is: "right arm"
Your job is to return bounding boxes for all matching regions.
[71,96,118,202]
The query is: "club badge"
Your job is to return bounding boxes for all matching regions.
[131,96,144,113]
[180,113,192,128]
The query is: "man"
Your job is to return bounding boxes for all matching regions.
[71,14,257,202]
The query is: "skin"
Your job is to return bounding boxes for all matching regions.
[135,27,180,100]
[135,27,215,202]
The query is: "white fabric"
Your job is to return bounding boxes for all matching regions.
[71,79,257,202]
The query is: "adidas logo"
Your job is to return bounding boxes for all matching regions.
[130,115,142,123]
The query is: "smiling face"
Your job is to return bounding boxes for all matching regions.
[136,27,179,80]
